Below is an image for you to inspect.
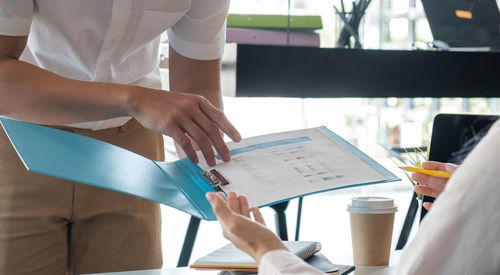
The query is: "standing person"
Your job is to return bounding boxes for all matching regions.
[0,1,240,274]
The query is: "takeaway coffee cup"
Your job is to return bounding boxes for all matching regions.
[347,197,397,266]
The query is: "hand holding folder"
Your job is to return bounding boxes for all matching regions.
[205,192,287,264]
[0,118,399,220]
[202,192,354,274]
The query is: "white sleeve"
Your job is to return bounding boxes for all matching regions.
[258,250,324,275]
[166,0,228,60]
[0,0,34,35]
[397,120,500,275]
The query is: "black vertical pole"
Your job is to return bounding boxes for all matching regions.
[177,216,201,267]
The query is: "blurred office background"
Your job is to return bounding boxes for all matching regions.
[158,0,500,267]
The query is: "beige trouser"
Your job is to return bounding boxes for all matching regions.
[0,119,164,274]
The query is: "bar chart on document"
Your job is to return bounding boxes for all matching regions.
[197,127,388,208]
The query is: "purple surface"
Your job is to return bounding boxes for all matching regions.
[226,28,320,47]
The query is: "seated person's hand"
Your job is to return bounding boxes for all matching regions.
[206,192,288,263]
[412,161,458,210]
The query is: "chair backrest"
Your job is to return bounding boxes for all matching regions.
[420,113,499,219]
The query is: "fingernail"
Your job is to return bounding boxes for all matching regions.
[234,133,242,142]
[206,193,215,202]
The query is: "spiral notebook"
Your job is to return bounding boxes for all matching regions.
[190,241,322,270]
[0,118,399,221]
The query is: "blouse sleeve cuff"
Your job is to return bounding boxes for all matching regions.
[0,17,32,36]
[259,249,302,274]
[167,28,225,61]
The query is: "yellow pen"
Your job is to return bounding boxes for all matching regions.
[399,166,451,178]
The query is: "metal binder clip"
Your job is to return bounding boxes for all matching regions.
[201,169,230,192]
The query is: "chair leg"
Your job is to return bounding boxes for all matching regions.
[396,192,418,250]
[294,197,303,241]
[420,195,435,221]
[177,216,201,267]
[270,201,289,241]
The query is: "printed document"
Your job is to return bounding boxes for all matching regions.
[198,128,385,207]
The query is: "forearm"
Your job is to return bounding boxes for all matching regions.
[168,47,223,109]
[169,47,224,159]
[0,58,135,125]
[0,36,238,165]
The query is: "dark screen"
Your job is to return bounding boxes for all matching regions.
[422,0,500,47]
[420,113,499,219]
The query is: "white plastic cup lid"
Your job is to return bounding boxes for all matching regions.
[347,196,398,214]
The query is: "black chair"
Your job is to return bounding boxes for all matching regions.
[396,113,499,250]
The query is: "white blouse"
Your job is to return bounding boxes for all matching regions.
[259,249,324,275]
[0,0,229,130]
[397,119,500,275]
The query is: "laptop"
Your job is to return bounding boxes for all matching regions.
[421,113,499,219]
[421,0,500,48]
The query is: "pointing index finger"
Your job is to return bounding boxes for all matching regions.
[199,100,241,143]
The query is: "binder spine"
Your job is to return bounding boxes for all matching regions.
[201,169,230,192]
